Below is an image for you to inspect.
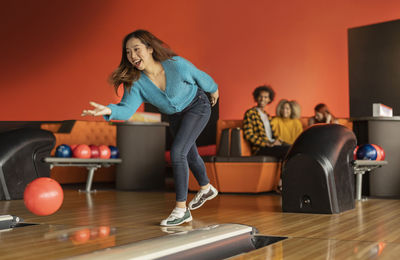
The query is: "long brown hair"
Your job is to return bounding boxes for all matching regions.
[314,103,336,122]
[109,30,177,93]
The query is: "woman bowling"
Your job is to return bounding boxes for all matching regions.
[81,30,219,226]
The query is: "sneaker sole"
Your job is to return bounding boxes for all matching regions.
[160,216,193,227]
[189,190,218,210]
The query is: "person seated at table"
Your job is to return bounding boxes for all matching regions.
[270,99,303,145]
[308,103,338,126]
[243,85,290,159]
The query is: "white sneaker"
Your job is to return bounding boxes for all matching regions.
[160,208,192,226]
[188,184,218,210]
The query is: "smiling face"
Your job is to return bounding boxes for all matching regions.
[282,103,292,118]
[256,91,271,108]
[125,37,154,70]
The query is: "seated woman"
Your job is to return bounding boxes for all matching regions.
[243,85,290,159]
[308,103,338,126]
[270,99,303,145]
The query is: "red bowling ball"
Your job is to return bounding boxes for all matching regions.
[380,146,386,160]
[371,144,385,161]
[24,177,64,216]
[70,144,78,151]
[89,144,100,158]
[71,228,91,244]
[98,145,111,159]
[353,145,359,160]
[98,226,111,238]
[73,144,91,159]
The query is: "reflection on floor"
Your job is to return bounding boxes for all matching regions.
[1,188,400,259]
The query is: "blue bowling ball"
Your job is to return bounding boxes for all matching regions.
[356,144,377,160]
[109,145,119,158]
[55,144,72,158]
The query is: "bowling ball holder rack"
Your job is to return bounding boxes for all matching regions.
[352,160,388,201]
[43,158,122,193]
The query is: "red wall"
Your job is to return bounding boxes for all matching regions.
[1,0,400,121]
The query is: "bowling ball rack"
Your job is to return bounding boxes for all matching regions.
[353,160,388,201]
[43,158,122,193]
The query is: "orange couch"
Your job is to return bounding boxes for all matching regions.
[191,117,353,193]
[41,120,117,184]
[216,118,353,156]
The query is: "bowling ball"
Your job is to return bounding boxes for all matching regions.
[55,144,72,158]
[24,177,64,216]
[73,144,91,159]
[353,145,359,160]
[356,144,377,160]
[89,145,100,158]
[108,145,119,158]
[371,144,385,161]
[380,146,386,160]
[70,144,78,151]
[98,145,111,159]
[71,228,91,244]
[98,226,111,238]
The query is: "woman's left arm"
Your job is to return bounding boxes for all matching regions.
[190,64,219,106]
[177,57,218,93]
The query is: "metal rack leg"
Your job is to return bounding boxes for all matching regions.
[356,172,363,201]
[80,166,99,193]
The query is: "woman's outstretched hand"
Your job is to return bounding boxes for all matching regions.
[81,101,112,117]
[210,89,219,107]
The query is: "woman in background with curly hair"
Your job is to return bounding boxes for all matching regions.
[270,99,303,145]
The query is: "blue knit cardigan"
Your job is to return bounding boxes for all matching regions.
[105,56,218,121]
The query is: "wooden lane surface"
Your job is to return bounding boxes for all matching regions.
[232,238,400,259]
[1,189,400,259]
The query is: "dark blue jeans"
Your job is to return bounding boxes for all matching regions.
[168,89,211,202]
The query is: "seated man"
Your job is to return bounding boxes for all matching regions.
[243,85,290,159]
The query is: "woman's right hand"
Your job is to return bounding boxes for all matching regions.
[210,89,219,107]
[81,101,112,117]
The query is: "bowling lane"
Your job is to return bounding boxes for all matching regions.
[230,237,400,259]
[0,190,223,259]
[3,188,400,258]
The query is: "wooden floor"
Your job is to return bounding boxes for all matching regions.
[1,185,400,259]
